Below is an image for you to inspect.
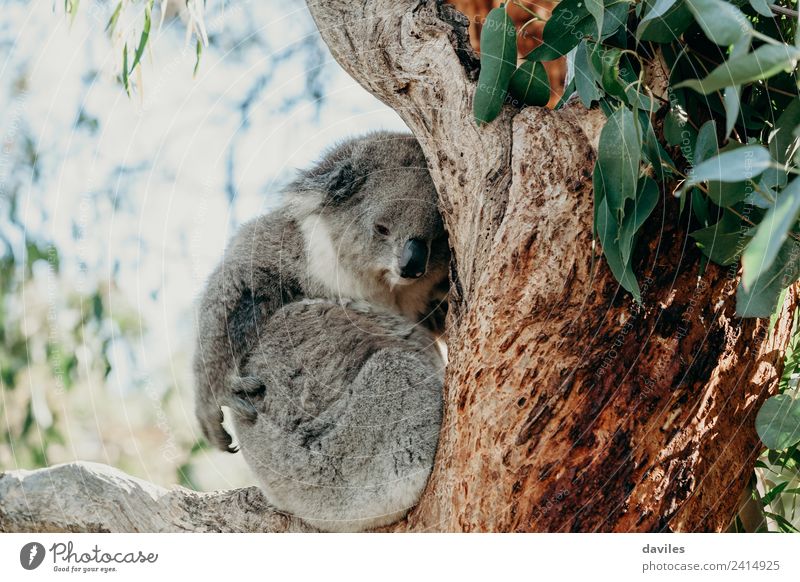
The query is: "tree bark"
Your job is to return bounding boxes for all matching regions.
[1,0,796,533]
[0,462,311,532]
[305,0,799,532]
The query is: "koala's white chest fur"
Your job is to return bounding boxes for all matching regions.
[299,215,434,322]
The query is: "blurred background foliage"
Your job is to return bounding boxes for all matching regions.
[1,0,799,532]
[0,0,405,492]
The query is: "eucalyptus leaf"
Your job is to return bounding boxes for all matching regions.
[596,195,642,301]
[742,178,800,290]
[508,60,550,107]
[574,41,601,107]
[619,177,659,265]
[638,110,674,180]
[586,0,604,38]
[693,120,718,166]
[473,7,517,125]
[756,394,800,450]
[770,98,800,166]
[748,0,776,17]
[676,45,800,95]
[636,0,678,40]
[683,145,772,190]
[685,0,751,46]
[637,0,694,43]
[526,0,630,61]
[595,106,641,219]
[690,211,749,266]
[737,240,800,317]
[130,1,152,73]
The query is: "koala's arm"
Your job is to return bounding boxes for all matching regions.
[193,218,301,451]
[420,277,450,337]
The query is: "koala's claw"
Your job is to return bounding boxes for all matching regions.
[199,408,235,452]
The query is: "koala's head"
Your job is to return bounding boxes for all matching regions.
[287,131,449,290]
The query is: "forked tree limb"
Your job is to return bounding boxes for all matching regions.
[2,0,796,533]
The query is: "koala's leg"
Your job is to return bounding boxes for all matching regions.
[235,347,442,532]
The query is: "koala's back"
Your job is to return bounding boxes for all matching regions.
[229,300,443,532]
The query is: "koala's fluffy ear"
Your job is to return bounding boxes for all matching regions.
[291,143,367,204]
[322,159,366,203]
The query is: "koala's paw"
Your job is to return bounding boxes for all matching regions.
[198,406,236,453]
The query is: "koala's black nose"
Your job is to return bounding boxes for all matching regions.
[400,239,429,279]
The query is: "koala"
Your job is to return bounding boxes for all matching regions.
[193,131,450,451]
[228,299,443,532]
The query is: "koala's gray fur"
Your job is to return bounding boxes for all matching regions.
[228,299,443,532]
[193,131,449,459]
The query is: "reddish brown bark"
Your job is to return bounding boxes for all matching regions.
[308,1,797,532]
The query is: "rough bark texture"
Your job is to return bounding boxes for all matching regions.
[0,0,796,533]
[305,0,798,532]
[0,462,311,532]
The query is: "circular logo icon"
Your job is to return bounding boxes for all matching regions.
[20,542,46,570]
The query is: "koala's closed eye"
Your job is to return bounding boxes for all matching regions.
[374,223,390,236]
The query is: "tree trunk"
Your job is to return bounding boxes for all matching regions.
[306,0,798,533]
[1,0,796,533]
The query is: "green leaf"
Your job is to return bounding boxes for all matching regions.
[742,178,800,290]
[637,0,694,43]
[761,481,789,506]
[596,48,627,101]
[691,188,710,226]
[595,106,641,219]
[692,120,718,166]
[748,0,776,17]
[737,240,800,317]
[587,0,604,38]
[690,211,749,266]
[756,394,800,450]
[473,7,517,124]
[721,33,750,139]
[707,180,749,206]
[130,1,152,73]
[637,0,678,40]
[764,511,800,532]
[105,1,122,33]
[663,102,694,147]
[675,44,800,95]
[508,61,550,107]
[194,38,203,77]
[723,87,741,140]
[526,0,591,61]
[770,98,800,166]
[683,145,772,189]
[121,42,129,95]
[526,0,630,62]
[685,0,751,46]
[638,110,674,180]
[596,194,642,301]
[619,177,659,265]
[574,41,601,107]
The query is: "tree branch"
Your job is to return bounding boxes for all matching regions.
[0,462,312,533]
